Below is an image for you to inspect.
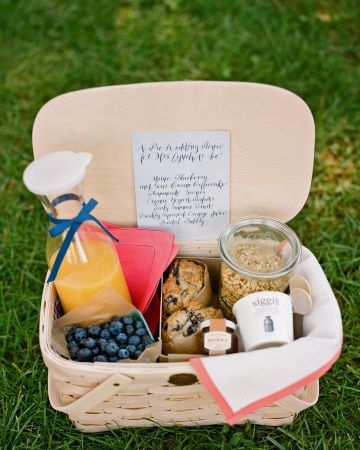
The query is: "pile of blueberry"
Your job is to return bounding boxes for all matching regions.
[66,315,154,362]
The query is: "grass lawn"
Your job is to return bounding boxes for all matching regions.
[0,0,359,448]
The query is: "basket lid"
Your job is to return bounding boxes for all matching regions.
[32,81,314,251]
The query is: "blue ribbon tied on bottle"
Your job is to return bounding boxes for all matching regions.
[47,198,119,283]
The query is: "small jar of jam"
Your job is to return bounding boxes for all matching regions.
[200,319,237,355]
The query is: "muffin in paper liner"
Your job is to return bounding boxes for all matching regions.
[162,302,223,356]
[162,259,213,317]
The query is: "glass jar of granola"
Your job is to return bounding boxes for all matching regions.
[218,217,301,320]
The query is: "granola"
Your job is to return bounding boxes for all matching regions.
[219,242,289,320]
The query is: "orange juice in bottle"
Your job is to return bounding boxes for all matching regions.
[23,151,131,312]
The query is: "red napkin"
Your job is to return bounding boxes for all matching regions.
[103,224,178,334]
[143,290,161,335]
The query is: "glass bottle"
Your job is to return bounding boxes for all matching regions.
[23,151,131,313]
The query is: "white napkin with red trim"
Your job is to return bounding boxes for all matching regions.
[191,247,343,424]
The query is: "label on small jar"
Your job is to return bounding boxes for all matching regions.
[201,318,236,356]
[204,332,232,351]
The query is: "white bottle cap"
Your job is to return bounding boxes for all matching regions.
[23,151,93,196]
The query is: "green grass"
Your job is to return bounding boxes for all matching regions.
[0,0,359,448]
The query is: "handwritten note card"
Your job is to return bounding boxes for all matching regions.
[132,131,230,240]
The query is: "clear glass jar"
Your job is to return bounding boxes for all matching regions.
[218,216,301,320]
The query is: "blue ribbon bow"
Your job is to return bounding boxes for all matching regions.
[47,198,119,283]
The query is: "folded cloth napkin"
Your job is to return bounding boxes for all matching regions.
[191,247,343,424]
[103,224,178,333]
[142,290,161,337]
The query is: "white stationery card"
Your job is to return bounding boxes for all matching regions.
[132,130,230,240]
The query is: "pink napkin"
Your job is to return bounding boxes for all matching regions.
[103,223,178,334]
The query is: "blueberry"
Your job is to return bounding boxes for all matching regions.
[78,348,93,362]
[74,328,87,343]
[88,325,101,337]
[83,337,97,349]
[135,320,144,329]
[135,328,147,337]
[98,338,108,352]
[78,338,87,347]
[142,335,154,347]
[93,355,108,362]
[134,350,142,359]
[92,347,99,356]
[126,344,137,356]
[118,348,130,359]
[137,343,144,352]
[69,345,79,360]
[67,339,78,349]
[66,332,74,343]
[186,326,197,336]
[122,316,134,326]
[115,332,128,345]
[109,321,124,336]
[125,325,135,336]
[128,335,141,346]
[100,329,111,340]
[111,316,122,323]
[108,356,119,362]
[166,295,178,304]
[105,342,119,356]
[101,322,109,329]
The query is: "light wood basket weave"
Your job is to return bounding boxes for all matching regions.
[40,282,319,432]
[35,82,319,431]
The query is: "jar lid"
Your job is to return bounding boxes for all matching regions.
[200,319,236,331]
[23,151,92,196]
[219,216,301,280]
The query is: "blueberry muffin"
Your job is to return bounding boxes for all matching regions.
[162,259,205,316]
[162,301,219,344]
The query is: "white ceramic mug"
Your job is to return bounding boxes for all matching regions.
[233,291,294,351]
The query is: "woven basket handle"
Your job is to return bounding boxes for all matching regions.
[275,379,319,413]
[48,372,133,416]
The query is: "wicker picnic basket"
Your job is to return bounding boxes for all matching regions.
[36,81,319,431]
